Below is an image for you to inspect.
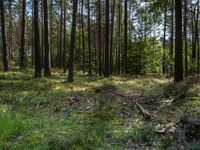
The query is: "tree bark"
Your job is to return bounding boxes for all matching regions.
[88,0,92,76]
[98,0,102,76]
[163,2,167,74]
[63,0,67,73]
[124,0,128,74]
[59,0,63,69]
[0,0,9,71]
[174,0,183,82]
[117,1,121,75]
[20,0,26,69]
[34,0,42,78]
[104,0,110,77]
[170,0,174,75]
[8,0,12,62]
[68,0,78,82]
[43,0,51,76]
[184,0,188,77]
[82,0,85,73]
[110,0,116,74]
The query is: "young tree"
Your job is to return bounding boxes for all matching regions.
[20,0,26,69]
[34,0,42,78]
[174,0,183,82]
[68,0,78,82]
[0,0,9,71]
[43,0,51,76]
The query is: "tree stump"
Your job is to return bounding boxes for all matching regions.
[179,116,200,140]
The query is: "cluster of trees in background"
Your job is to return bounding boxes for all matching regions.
[0,0,200,82]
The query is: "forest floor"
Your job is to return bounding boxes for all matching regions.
[0,68,200,150]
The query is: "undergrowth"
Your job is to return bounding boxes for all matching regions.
[0,69,200,149]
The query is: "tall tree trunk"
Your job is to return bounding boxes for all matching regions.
[118,1,121,75]
[32,0,34,67]
[192,6,196,60]
[174,0,183,82]
[63,0,67,73]
[170,0,174,75]
[0,0,9,71]
[88,0,92,76]
[50,0,53,67]
[34,0,42,78]
[68,0,78,82]
[59,0,63,69]
[104,0,110,77]
[41,2,44,68]
[184,0,188,77]
[82,0,85,73]
[124,0,128,74]
[98,0,102,76]
[20,0,26,69]
[110,0,116,75]
[196,0,200,77]
[163,2,167,74]
[43,0,51,76]
[8,0,12,62]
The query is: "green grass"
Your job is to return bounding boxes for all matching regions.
[0,69,200,149]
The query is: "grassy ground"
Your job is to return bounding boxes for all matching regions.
[0,68,200,149]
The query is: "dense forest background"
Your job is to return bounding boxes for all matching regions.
[1,0,200,149]
[0,0,199,82]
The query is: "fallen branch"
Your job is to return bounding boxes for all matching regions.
[135,102,151,119]
[110,91,152,119]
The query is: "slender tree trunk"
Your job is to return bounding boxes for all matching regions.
[184,0,188,77]
[110,0,116,75]
[170,0,174,75]
[104,0,110,77]
[88,0,92,76]
[192,7,196,60]
[163,2,167,74]
[118,1,121,75]
[174,0,183,82]
[63,0,67,73]
[82,0,85,73]
[98,0,102,76]
[124,0,128,74]
[41,2,44,68]
[196,0,200,77]
[32,0,35,67]
[20,0,26,69]
[8,0,12,61]
[34,0,42,78]
[43,0,51,76]
[59,0,63,69]
[0,0,9,71]
[68,0,78,82]
[50,0,53,67]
